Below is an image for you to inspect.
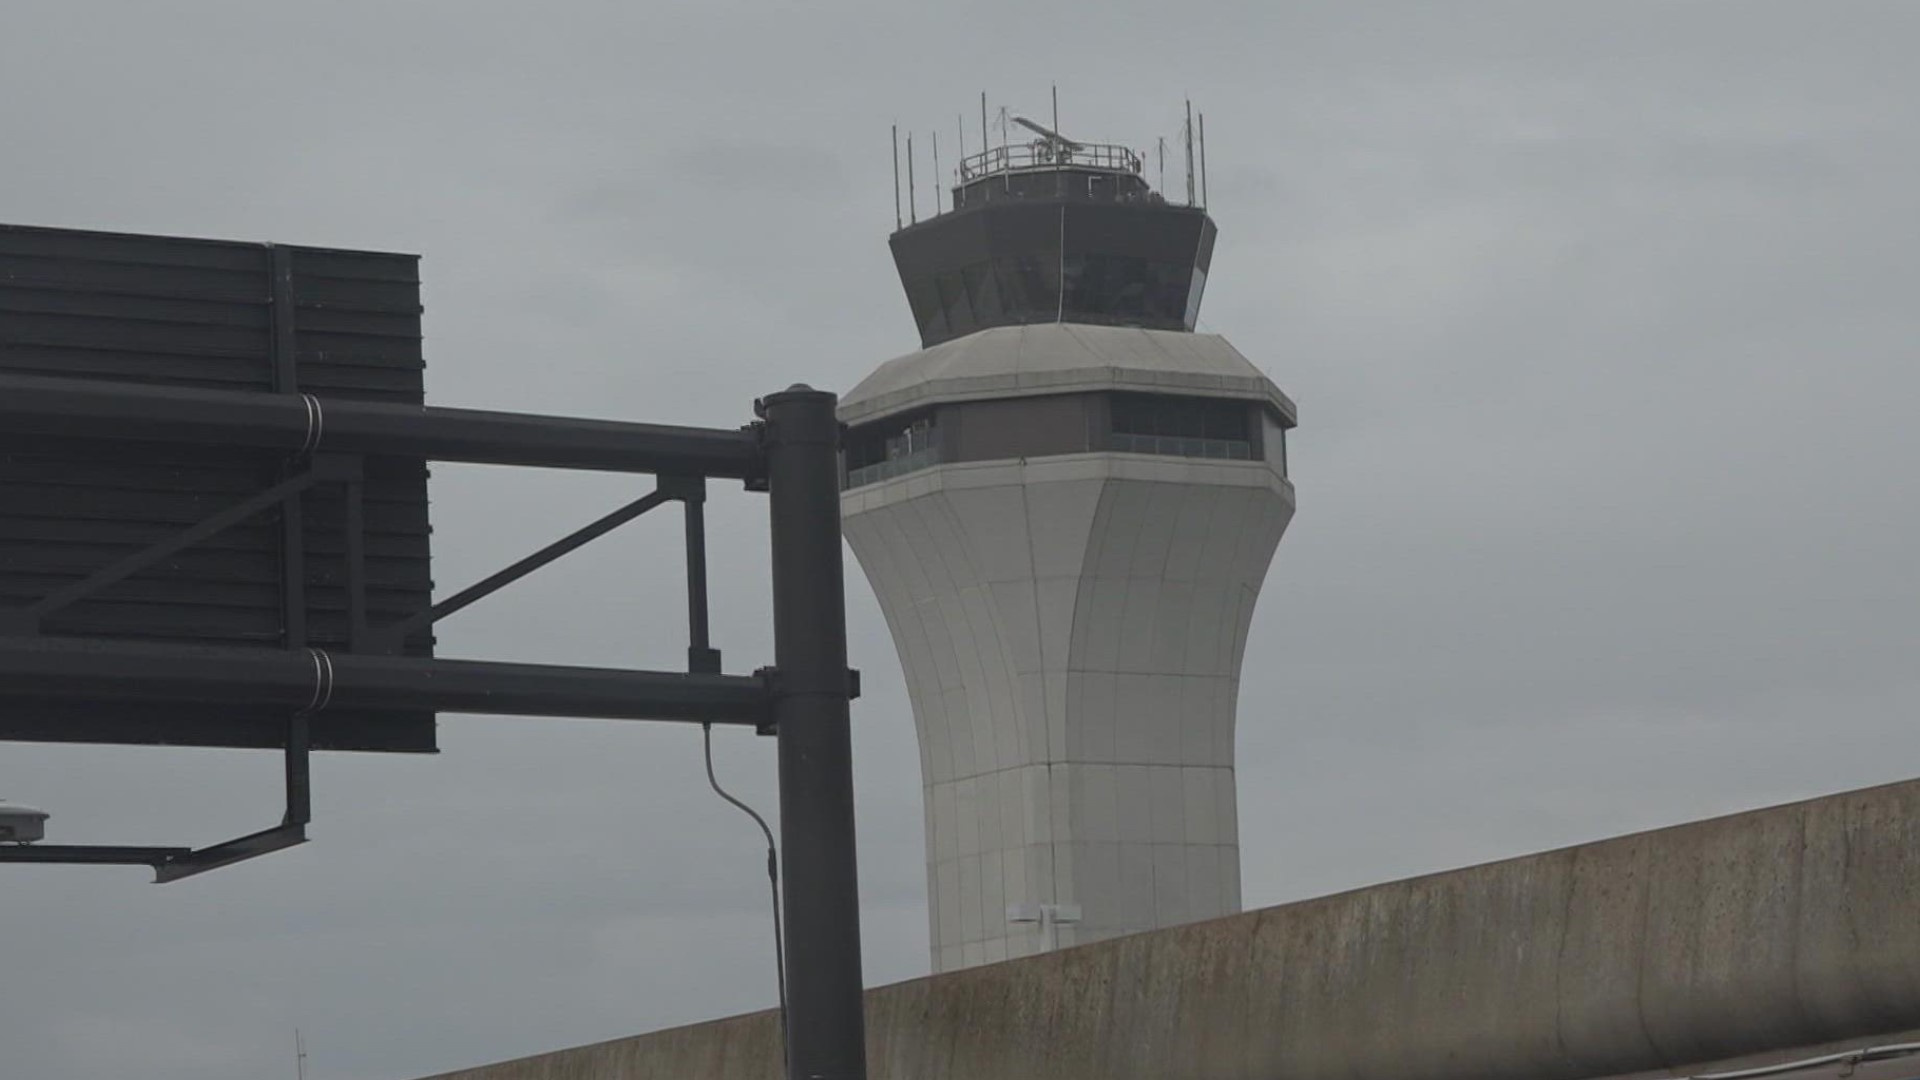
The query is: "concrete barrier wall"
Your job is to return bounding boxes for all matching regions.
[417,777,1920,1080]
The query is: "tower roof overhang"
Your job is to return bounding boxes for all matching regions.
[840,324,1296,428]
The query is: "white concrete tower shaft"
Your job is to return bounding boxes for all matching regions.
[841,324,1295,971]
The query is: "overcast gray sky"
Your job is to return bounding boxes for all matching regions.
[2,2,1918,1078]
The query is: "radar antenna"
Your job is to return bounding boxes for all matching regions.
[1011,116,1085,152]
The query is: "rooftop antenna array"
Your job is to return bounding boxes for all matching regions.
[890,91,1209,222]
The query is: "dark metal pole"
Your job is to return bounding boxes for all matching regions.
[761,385,866,1080]
[0,372,766,480]
[1198,111,1209,209]
[284,709,312,828]
[678,476,721,675]
[0,636,769,725]
[268,246,308,654]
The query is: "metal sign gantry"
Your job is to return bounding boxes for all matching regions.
[0,372,868,1080]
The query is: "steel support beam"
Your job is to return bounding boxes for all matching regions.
[154,825,308,884]
[374,488,674,649]
[0,844,191,866]
[0,637,768,725]
[0,827,306,883]
[763,385,868,1080]
[0,372,766,480]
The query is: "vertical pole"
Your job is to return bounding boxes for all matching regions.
[762,385,866,1080]
[1199,112,1209,209]
[1185,99,1196,206]
[1051,84,1063,197]
[284,706,311,828]
[980,91,989,173]
[891,125,901,230]
[956,114,967,204]
[907,134,917,224]
[682,477,719,674]
[269,246,307,650]
[932,131,941,215]
[271,244,313,844]
[1000,107,1010,193]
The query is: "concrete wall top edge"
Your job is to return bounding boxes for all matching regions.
[413,775,1920,1080]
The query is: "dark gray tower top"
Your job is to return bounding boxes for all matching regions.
[891,113,1216,348]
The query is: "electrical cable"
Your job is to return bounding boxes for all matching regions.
[701,722,788,1074]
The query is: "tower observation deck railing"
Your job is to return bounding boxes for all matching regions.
[958,141,1144,183]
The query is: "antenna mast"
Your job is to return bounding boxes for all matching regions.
[1157,136,1166,194]
[1183,99,1196,206]
[998,106,1010,192]
[891,125,901,229]
[907,133,917,224]
[932,131,941,214]
[295,1028,309,1080]
[1198,112,1208,209]
[980,92,989,171]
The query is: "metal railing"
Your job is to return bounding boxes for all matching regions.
[1111,433,1253,461]
[846,444,942,489]
[959,141,1143,183]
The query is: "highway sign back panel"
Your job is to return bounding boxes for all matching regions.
[0,224,435,751]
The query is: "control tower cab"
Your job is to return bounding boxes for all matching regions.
[891,116,1215,347]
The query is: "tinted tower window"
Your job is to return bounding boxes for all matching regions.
[845,411,942,489]
[1109,393,1253,460]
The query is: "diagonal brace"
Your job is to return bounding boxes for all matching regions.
[151,824,308,884]
[371,487,672,651]
[3,469,321,633]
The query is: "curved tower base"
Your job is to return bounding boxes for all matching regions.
[840,324,1295,971]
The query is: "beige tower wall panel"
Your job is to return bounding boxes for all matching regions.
[845,453,1293,971]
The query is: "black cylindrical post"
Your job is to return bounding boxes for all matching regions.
[762,385,866,1080]
[682,478,720,675]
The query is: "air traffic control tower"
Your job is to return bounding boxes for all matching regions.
[841,109,1297,971]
